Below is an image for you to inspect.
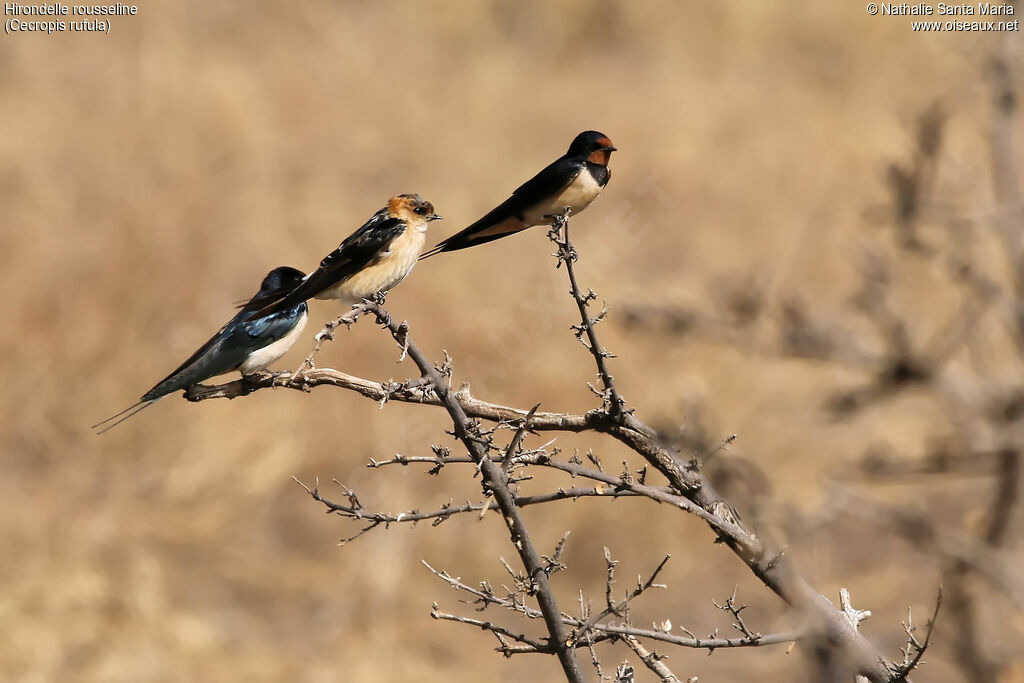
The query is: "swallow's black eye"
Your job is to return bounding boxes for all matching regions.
[414,206,428,215]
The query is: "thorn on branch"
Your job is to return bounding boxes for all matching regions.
[297,303,371,374]
[713,587,761,642]
[542,531,571,576]
[622,635,682,683]
[331,478,363,510]
[546,207,626,420]
[890,587,943,681]
[604,546,620,616]
[838,588,872,631]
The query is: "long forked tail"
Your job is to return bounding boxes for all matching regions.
[418,230,513,260]
[420,214,529,261]
[91,399,158,435]
[418,243,447,260]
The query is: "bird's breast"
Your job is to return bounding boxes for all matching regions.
[239,310,308,375]
[524,166,605,226]
[318,225,427,303]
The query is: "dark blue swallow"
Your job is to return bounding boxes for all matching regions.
[421,131,615,257]
[93,266,309,434]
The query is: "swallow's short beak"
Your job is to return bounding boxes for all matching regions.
[604,146,617,152]
[429,214,443,221]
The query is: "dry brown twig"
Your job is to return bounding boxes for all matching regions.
[890,588,942,683]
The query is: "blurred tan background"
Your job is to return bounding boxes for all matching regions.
[2,1,1022,681]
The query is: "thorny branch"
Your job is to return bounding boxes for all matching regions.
[424,558,801,654]
[296,302,373,373]
[549,208,625,418]
[713,587,761,642]
[364,450,751,536]
[621,635,682,683]
[294,475,649,531]
[890,589,942,683]
[187,214,919,681]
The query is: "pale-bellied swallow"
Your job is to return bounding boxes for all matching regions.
[260,194,442,312]
[422,131,614,257]
[93,266,309,434]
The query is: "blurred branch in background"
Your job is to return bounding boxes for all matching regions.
[615,38,1024,683]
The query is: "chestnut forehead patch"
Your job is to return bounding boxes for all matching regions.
[389,194,433,216]
[388,195,418,214]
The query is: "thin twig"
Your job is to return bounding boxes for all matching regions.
[890,588,943,681]
[424,560,801,652]
[297,480,647,530]
[622,635,681,683]
[366,450,752,539]
[549,208,625,418]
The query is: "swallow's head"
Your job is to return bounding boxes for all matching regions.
[568,130,616,166]
[259,266,307,298]
[389,193,443,225]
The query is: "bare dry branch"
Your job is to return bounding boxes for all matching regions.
[714,587,761,642]
[622,635,681,683]
[549,208,625,417]
[430,603,549,654]
[424,560,801,653]
[184,213,905,681]
[296,477,651,531]
[364,449,749,537]
[890,588,942,682]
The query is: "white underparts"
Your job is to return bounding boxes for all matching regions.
[522,168,604,227]
[239,310,308,375]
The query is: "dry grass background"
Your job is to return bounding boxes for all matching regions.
[2,1,1022,681]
